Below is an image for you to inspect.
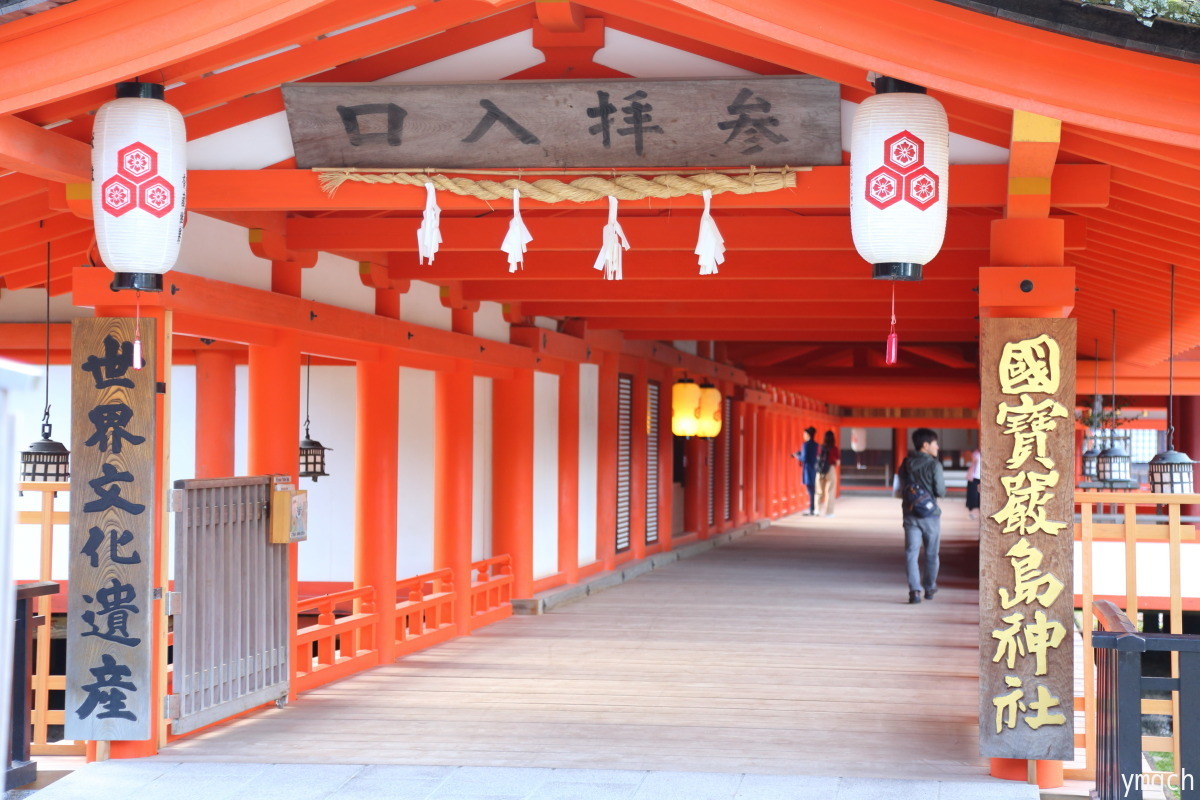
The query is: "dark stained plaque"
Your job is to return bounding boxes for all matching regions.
[65,318,156,741]
[282,76,842,169]
[979,318,1076,760]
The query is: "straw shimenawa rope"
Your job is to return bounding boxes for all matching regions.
[315,167,801,202]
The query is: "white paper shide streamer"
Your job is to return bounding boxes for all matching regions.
[417,182,442,264]
[593,196,630,281]
[694,189,725,276]
[501,188,533,273]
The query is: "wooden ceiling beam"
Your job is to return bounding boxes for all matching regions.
[184,165,1109,213]
[518,299,978,317]
[456,277,978,302]
[624,329,974,342]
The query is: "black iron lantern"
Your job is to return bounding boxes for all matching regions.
[298,354,330,481]
[20,237,69,482]
[1149,264,1194,494]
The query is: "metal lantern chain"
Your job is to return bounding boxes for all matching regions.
[20,234,70,482]
[1080,337,1102,480]
[298,354,330,481]
[1096,309,1132,485]
[1149,263,1194,494]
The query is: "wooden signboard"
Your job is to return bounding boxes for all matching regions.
[979,318,1076,760]
[65,318,156,741]
[282,76,842,169]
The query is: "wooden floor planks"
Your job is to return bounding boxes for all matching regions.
[162,496,992,780]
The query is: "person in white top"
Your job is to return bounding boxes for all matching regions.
[966,447,982,520]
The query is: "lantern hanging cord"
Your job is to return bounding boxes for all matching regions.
[889,279,897,332]
[304,354,312,439]
[1169,264,1176,449]
[314,166,803,202]
[1110,308,1117,434]
[41,232,50,427]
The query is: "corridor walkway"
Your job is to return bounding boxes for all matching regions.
[160,495,988,781]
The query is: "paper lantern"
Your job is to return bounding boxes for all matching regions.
[672,379,701,437]
[850,427,867,453]
[850,77,948,282]
[695,383,722,438]
[93,83,187,292]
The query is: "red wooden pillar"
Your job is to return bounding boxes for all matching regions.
[630,365,648,559]
[493,368,534,598]
[558,362,580,582]
[732,401,748,526]
[435,308,474,633]
[788,412,800,514]
[356,288,400,658]
[656,373,674,550]
[893,426,908,476]
[194,349,235,479]
[596,355,618,568]
[685,436,706,537]
[756,406,769,520]
[249,264,301,704]
[356,356,399,657]
[712,389,728,532]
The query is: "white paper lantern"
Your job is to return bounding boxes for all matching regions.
[93,83,187,292]
[850,77,948,281]
[850,427,868,453]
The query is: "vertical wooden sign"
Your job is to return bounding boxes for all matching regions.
[65,318,156,741]
[979,318,1076,759]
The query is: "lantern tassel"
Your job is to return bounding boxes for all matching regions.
[593,195,630,281]
[885,279,899,365]
[694,189,725,276]
[417,182,442,265]
[501,187,533,273]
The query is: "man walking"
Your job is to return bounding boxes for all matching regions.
[898,428,946,604]
[796,426,819,515]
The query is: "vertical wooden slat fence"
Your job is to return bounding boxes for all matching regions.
[1072,491,1197,783]
[15,482,80,756]
[615,374,633,553]
[646,380,660,546]
[170,477,289,734]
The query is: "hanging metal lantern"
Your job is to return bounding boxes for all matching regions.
[1150,266,1193,494]
[695,383,723,438]
[672,378,701,437]
[299,431,330,482]
[1149,448,1194,494]
[298,355,330,481]
[21,422,70,482]
[1080,443,1100,480]
[1096,444,1131,483]
[850,76,949,281]
[92,82,187,292]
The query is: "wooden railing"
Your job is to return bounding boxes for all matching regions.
[1091,600,1199,800]
[7,582,58,791]
[394,568,457,657]
[15,482,81,756]
[470,555,513,630]
[1073,491,1198,782]
[294,586,379,694]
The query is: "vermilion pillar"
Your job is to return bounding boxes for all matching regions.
[656,375,673,550]
[249,264,301,704]
[493,368,534,598]
[557,362,580,582]
[630,366,648,558]
[356,356,399,657]
[684,436,705,537]
[435,307,474,633]
[194,349,236,479]
[712,390,728,532]
[756,406,768,520]
[596,355,618,568]
[732,401,748,526]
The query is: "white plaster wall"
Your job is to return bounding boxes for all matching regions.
[302,253,375,314]
[672,341,698,356]
[475,302,511,345]
[1075,541,1200,599]
[472,376,493,561]
[398,367,436,578]
[0,290,91,323]
[532,371,559,579]
[174,214,272,290]
[578,363,599,567]
[296,365,358,582]
[401,280,451,331]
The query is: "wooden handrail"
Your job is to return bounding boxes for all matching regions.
[1092,599,1138,636]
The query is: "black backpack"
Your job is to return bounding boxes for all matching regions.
[901,464,937,518]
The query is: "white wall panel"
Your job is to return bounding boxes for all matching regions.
[400,280,452,331]
[577,363,599,567]
[301,252,375,314]
[296,365,357,582]
[532,371,559,579]
[398,367,436,578]
[475,302,511,344]
[173,214,272,290]
[473,376,493,561]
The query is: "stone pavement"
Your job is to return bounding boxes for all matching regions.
[20,762,1040,800]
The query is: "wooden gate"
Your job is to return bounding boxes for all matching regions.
[168,476,290,735]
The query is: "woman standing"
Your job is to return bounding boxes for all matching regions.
[966,447,982,520]
[814,430,840,517]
